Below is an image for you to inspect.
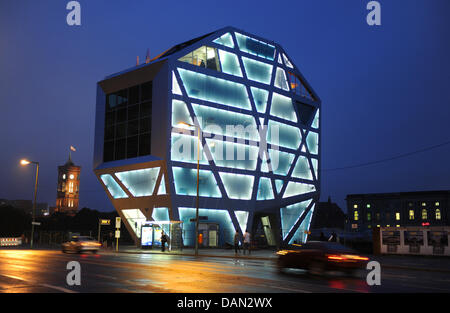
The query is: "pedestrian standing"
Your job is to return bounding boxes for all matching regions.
[243,231,251,255]
[161,231,168,252]
[234,231,241,255]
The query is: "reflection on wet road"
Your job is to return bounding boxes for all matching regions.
[0,249,448,293]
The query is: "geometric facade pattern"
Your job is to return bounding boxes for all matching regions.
[94,27,321,247]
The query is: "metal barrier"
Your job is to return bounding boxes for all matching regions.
[0,237,22,247]
[373,226,450,256]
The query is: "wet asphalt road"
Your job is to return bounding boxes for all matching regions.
[0,249,449,293]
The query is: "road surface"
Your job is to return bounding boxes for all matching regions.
[0,249,449,293]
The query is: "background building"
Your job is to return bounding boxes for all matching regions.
[55,156,81,216]
[93,26,321,247]
[346,190,450,232]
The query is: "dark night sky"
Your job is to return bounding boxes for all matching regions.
[0,0,449,213]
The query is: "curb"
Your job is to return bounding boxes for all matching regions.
[115,249,276,261]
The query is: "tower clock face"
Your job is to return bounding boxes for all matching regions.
[69,174,75,180]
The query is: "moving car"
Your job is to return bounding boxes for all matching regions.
[62,236,101,254]
[276,241,369,276]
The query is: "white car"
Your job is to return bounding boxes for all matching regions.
[62,236,101,254]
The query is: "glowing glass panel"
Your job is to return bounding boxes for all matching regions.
[116,167,160,197]
[242,57,273,85]
[171,99,193,127]
[267,120,301,150]
[277,54,283,64]
[235,210,249,233]
[260,152,269,173]
[269,149,295,176]
[270,92,297,122]
[311,158,318,180]
[282,53,294,68]
[178,68,251,110]
[157,175,166,195]
[100,174,128,199]
[275,179,284,194]
[152,207,170,221]
[178,207,234,247]
[218,50,242,77]
[219,172,254,200]
[235,32,275,61]
[213,32,234,48]
[122,209,146,238]
[191,103,259,141]
[250,87,269,113]
[171,133,209,165]
[172,71,182,95]
[274,67,290,91]
[292,156,313,180]
[306,131,319,155]
[173,167,221,198]
[257,177,275,200]
[280,199,312,240]
[283,181,316,198]
[312,109,320,129]
[206,138,259,170]
[289,204,315,244]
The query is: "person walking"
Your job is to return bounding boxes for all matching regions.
[234,231,241,255]
[243,231,251,255]
[161,231,168,252]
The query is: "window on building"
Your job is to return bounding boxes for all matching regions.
[353,204,358,209]
[354,210,359,221]
[366,204,371,208]
[395,212,400,221]
[367,212,371,221]
[422,209,427,220]
[435,202,440,206]
[286,71,315,101]
[422,202,426,207]
[69,182,73,193]
[179,46,220,72]
[386,213,390,221]
[376,213,380,220]
[104,81,152,162]
[436,209,441,220]
[409,210,414,220]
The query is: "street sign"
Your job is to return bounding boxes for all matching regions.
[115,217,121,228]
[115,230,120,238]
[100,219,110,225]
[31,222,41,226]
[190,216,208,222]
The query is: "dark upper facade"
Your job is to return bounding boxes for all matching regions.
[346,190,450,231]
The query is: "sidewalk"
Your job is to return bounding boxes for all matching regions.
[115,245,278,260]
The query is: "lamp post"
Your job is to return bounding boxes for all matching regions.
[20,159,39,249]
[177,122,200,256]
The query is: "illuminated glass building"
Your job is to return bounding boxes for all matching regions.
[93,27,321,247]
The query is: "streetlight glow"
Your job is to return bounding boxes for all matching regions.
[20,159,31,166]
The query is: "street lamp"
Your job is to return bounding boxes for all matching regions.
[177,121,200,256]
[20,159,39,249]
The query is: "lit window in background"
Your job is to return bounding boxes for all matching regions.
[354,211,359,221]
[395,212,400,220]
[422,209,427,220]
[409,210,414,220]
[436,209,441,220]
